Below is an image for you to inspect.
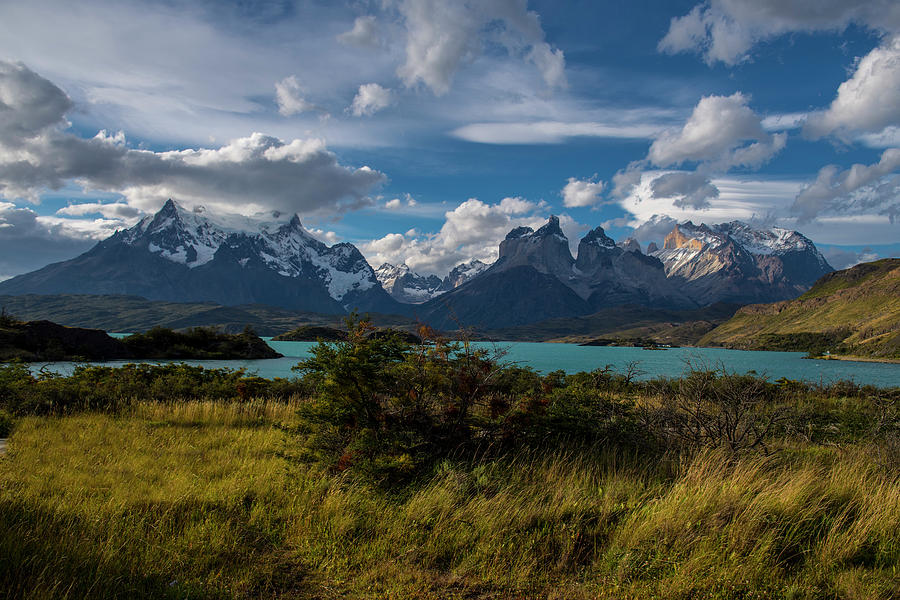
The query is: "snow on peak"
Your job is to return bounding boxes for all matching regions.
[375,262,442,304]
[120,199,376,301]
[713,221,812,256]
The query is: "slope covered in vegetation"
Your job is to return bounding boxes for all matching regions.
[700,259,900,359]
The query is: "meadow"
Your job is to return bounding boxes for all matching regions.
[1,320,898,599]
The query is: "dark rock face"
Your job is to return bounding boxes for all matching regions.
[496,216,575,277]
[418,266,593,330]
[574,226,696,310]
[0,200,403,316]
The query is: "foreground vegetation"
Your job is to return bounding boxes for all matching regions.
[1,318,898,598]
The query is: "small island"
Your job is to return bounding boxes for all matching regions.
[0,312,281,361]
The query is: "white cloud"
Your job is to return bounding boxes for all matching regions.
[611,93,786,216]
[792,148,900,223]
[307,227,340,244]
[350,83,392,117]
[0,203,97,279]
[56,201,142,220]
[337,16,381,48]
[650,172,719,210]
[451,120,664,144]
[0,61,385,218]
[385,198,402,209]
[617,173,900,246]
[395,0,566,95]
[805,37,900,140]
[275,75,320,116]
[360,196,585,275]
[659,0,900,66]
[630,214,679,243]
[562,176,604,208]
[648,93,785,169]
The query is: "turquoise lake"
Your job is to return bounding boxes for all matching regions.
[33,339,900,388]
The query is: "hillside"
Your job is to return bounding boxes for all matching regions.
[483,303,740,344]
[700,259,900,359]
[0,294,417,336]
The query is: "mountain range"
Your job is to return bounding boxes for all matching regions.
[0,200,833,330]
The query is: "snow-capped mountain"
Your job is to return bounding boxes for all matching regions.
[651,221,832,305]
[375,263,443,304]
[437,259,488,292]
[0,199,401,315]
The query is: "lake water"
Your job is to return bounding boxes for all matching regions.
[31,339,900,388]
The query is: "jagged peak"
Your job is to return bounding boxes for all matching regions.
[506,226,534,240]
[580,226,616,249]
[664,221,726,251]
[535,215,565,238]
[618,237,642,253]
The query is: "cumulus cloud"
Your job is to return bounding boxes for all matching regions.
[0,61,72,141]
[337,15,381,48]
[0,61,385,218]
[395,0,566,95]
[360,196,584,275]
[820,246,883,270]
[792,148,900,223]
[0,202,96,280]
[611,93,785,217]
[650,172,720,210]
[805,37,900,140]
[648,93,786,169]
[307,227,340,245]
[659,0,900,66]
[562,176,604,208]
[274,75,322,116]
[630,214,679,244]
[350,83,392,117]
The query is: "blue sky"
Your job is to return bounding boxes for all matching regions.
[0,0,898,278]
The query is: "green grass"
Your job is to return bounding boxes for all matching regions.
[2,400,898,599]
[700,259,900,358]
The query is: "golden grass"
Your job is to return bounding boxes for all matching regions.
[1,401,898,599]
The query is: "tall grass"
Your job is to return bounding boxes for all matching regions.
[1,400,897,599]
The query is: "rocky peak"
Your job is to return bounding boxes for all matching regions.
[505,226,534,240]
[647,242,659,254]
[375,262,442,304]
[439,259,488,291]
[535,215,564,238]
[663,222,726,252]
[580,226,616,249]
[497,216,573,275]
[618,237,642,254]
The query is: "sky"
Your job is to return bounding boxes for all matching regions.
[0,0,899,280]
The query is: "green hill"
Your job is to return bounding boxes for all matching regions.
[700,258,900,359]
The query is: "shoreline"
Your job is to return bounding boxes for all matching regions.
[808,354,900,365]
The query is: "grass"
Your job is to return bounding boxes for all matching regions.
[2,399,898,599]
[700,259,900,358]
